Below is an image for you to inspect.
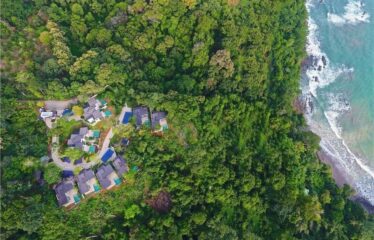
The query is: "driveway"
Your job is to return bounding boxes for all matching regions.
[98,128,113,159]
[45,98,78,111]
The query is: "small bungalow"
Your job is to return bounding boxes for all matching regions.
[76,169,100,196]
[133,107,150,127]
[62,157,71,163]
[151,111,168,132]
[67,127,98,154]
[101,148,116,163]
[96,164,121,190]
[121,138,130,147]
[54,180,80,207]
[112,156,129,177]
[62,170,74,179]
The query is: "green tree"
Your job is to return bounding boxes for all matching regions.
[44,164,61,185]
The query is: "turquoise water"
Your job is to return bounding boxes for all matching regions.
[94,184,101,192]
[303,0,374,204]
[114,178,121,185]
[73,194,81,203]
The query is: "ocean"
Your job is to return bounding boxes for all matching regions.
[302,0,374,205]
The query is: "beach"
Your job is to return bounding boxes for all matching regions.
[302,0,374,211]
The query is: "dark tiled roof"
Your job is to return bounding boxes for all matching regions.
[96,164,115,189]
[67,127,88,149]
[79,127,88,135]
[55,181,74,206]
[62,157,71,163]
[133,107,149,126]
[74,158,83,165]
[77,169,95,194]
[62,170,74,178]
[121,138,129,146]
[151,111,166,129]
[112,156,129,177]
[92,110,103,120]
[87,97,97,107]
[83,100,103,121]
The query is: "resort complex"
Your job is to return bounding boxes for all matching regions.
[38,97,168,208]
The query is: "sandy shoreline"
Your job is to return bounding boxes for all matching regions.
[316,147,374,214]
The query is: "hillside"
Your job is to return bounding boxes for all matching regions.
[0,0,372,239]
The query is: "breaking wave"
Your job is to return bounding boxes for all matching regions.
[327,0,370,26]
[304,0,374,205]
[304,2,353,97]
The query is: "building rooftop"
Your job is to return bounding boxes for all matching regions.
[74,158,83,165]
[112,156,129,177]
[84,97,105,123]
[55,181,74,206]
[62,170,74,179]
[76,169,96,194]
[67,127,89,149]
[151,111,167,129]
[62,157,71,163]
[133,107,149,127]
[96,164,117,189]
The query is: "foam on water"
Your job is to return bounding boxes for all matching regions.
[304,0,374,205]
[327,0,370,26]
[305,15,353,97]
[324,93,350,138]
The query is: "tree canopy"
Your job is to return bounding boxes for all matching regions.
[0,0,372,239]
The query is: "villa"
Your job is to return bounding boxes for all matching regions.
[96,164,121,190]
[112,155,129,177]
[151,111,168,132]
[54,180,81,207]
[67,127,100,154]
[133,106,150,127]
[83,97,111,124]
[67,127,88,149]
[76,169,100,196]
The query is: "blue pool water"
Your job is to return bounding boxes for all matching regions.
[114,178,121,185]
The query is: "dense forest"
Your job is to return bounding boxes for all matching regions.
[1,0,373,239]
